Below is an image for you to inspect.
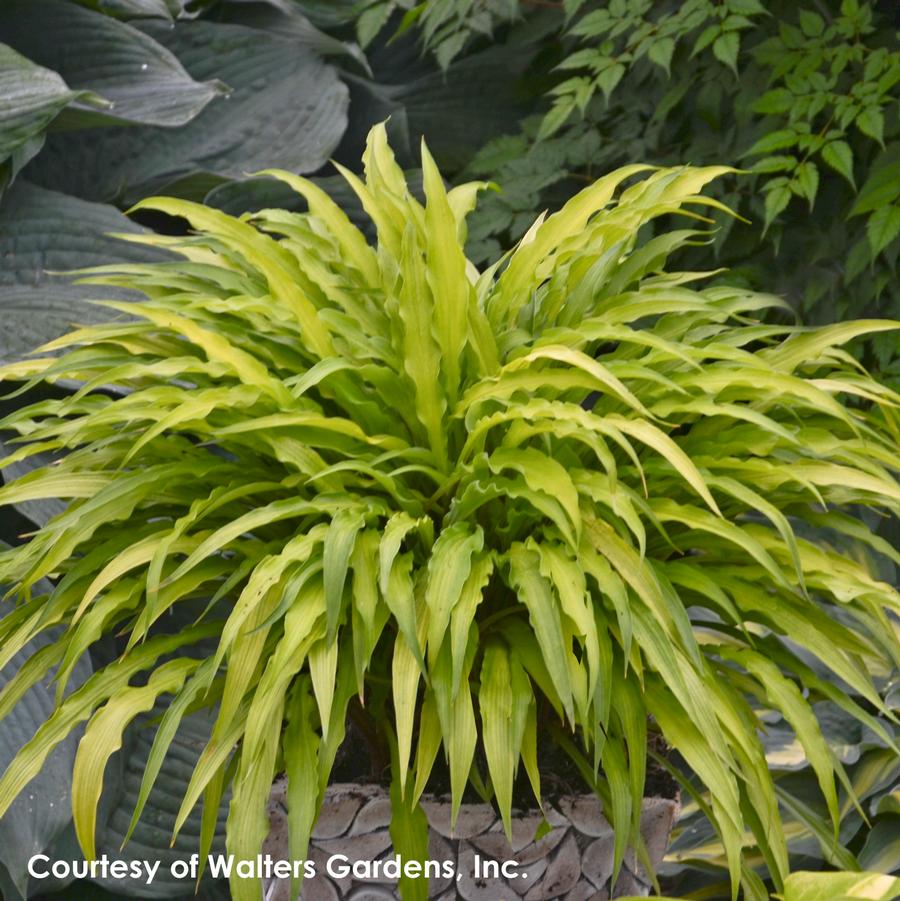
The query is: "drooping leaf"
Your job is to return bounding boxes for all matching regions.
[479,640,530,836]
[0,45,79,175]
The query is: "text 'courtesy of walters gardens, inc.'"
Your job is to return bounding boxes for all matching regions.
[27,852,526,885]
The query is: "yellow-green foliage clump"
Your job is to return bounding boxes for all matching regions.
[0,124,898,899]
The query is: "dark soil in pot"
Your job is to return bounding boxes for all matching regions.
[331,709,680,808]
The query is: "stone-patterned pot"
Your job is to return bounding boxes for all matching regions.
[263,780,679,900]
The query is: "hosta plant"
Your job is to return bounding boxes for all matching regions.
[0,124,899,901]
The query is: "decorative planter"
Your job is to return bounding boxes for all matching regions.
[263,780,679,900]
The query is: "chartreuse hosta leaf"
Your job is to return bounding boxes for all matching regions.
[0,122,898,899]
[781,871,900,901]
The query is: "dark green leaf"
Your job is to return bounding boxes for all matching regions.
[851,152,900,216]
[752,155,797,173]
[539,98,577,140]
[648,37,675,74]
[712,32,740,74]
[357,2,392,47]
[692,24,720,57]
[856,107,885,146]
[728,0,765,12]
[867,205,900,259]
[745,129,798,156]
[752,88,794,114]
[821,140,856,188]
[844,237,870,284]
[798,10,824,36]
[763,183,791,232]
[390,43,532,170]
[597,62,626,100]
[795,161,819,209]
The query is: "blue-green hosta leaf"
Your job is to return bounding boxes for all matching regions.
[859,819,900,874]
[91,0,175,15]
[28,19,349,203]
[203,173,366,224]
[0,438,66,528]
[213,0,370,74]
[0,45,79,171]
[0,181,171,362]
[88,710,230,898]
[762,700,891,772]
[287,0,359,29]
[0,0,224,128]
[0,595,92,901]
[379,42,532,171]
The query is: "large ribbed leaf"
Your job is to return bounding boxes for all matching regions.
[214,0,370,71]
[0,45,79,175]
[21,737,231,901]
[0,0,224,128]
[85,0,176,17]
[88,711,229,898]
[0,595,92,901]
[0,181,170,362]
[286,0,359,29]
[28,19,349,203]
[398,45,531,169]
[340,41,531,172]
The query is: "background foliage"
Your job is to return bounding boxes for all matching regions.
[456,0,900,382]
[0,1,898,900]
